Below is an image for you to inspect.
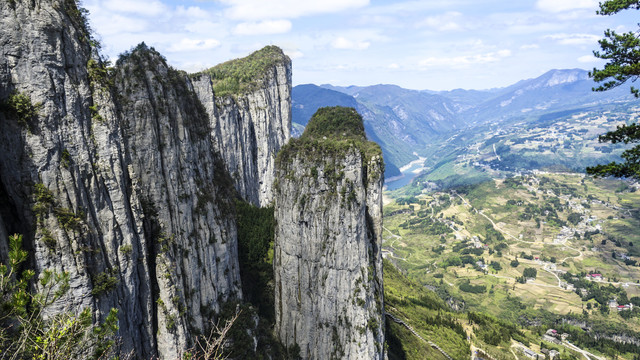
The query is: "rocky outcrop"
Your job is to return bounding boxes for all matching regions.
[191,47,291,207]
[274,107,385,359]
[0,1,289,358]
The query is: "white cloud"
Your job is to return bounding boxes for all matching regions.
[520,44,540,50]
[546,33,600,45]
[388,63,400,69]
[332,37,370,50]
[103,0,168,17]
[419,50,512,68]
[417,12,463,31]
[89,13,150,35]
[234,20,292,35]
[577,55,600,63]
[175,6,210,19]
[167,38,221,52]
[221,0,370,20]
[284,49,304,59]
[184,20,229,36]
[536,0,598,13]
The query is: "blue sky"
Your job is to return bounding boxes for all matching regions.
[84,0,638,90]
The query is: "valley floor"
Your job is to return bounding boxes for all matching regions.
[383,172,640,359]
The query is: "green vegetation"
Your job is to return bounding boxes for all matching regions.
[523,267,537,279]
[276,107,383,178]
[301,106,366,141]
[33,183,55,220]
[1,91,42,129]
[587,0,640,179]
[32,183,85,233]
[0,234,119,359]
[384,172,640,358]
[591,0,640,97]
[61,0,102,48]
[235,200,275,321]
[90,268,119,296]
[87,58,113,92]
[61,149,72,168]
[204,201,301,360]
[460,280,486,294]
[193,45,287,98]
[384,260,470,360]
[53,207,84,232]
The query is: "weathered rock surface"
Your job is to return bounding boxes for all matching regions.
[0,1,289,358]
[192,58,291,207]
[274,107,385,359]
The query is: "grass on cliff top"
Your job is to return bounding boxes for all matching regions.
[300,106,366,141]
[277,106,383,168]
[193,45,288,97]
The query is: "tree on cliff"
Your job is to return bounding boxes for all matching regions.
[0,234,120,359]
[586,0,640,180]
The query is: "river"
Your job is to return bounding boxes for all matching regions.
[384,157,426,191]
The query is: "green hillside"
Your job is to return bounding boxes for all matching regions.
[384,173,640,359]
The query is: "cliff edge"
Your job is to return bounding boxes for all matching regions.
[274,106,385,359]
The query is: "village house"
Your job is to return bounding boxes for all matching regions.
[617,303,634,311]
[522,348,542,359]
[476,261,488,271]
[586,273,603,280]
[543,334,560,344]
[560,282,575,291]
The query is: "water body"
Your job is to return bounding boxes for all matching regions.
[384,158,425,191]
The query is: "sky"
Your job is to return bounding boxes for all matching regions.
[84,0,639,91]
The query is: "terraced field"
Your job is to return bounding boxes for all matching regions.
[384,173,640,359]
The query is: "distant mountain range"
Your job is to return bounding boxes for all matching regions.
[292,69,636,181]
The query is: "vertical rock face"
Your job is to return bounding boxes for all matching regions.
[191,47,292,207]
[112,47,243,357]
[0,1,289,359]
[274,107,385,359]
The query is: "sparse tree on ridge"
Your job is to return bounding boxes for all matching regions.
[587,0,640,180]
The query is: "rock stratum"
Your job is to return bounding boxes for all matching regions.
[0,0,289,358]
[274,107,386,359]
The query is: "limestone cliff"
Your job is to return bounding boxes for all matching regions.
[0,0,289,358]
[191,47,291,207]
[274,107,385,359]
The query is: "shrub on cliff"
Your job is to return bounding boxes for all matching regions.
[276,106,383,174]
[301,106,366,142]
[0,234,119,359]
[194,46,288,97]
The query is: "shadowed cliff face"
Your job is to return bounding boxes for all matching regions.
[274,107,385,360]
[0,1,290,358]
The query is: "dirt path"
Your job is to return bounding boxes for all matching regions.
[563,341,606,360]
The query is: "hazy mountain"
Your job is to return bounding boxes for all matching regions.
[292,69,637,181]
[459,69,635,125]
[292,84,357,126]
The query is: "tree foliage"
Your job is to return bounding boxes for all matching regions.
[587,0,640,179]
[0,234,119,359]
[523,267,537,279]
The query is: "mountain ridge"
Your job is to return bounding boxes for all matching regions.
[293,68,636,182]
